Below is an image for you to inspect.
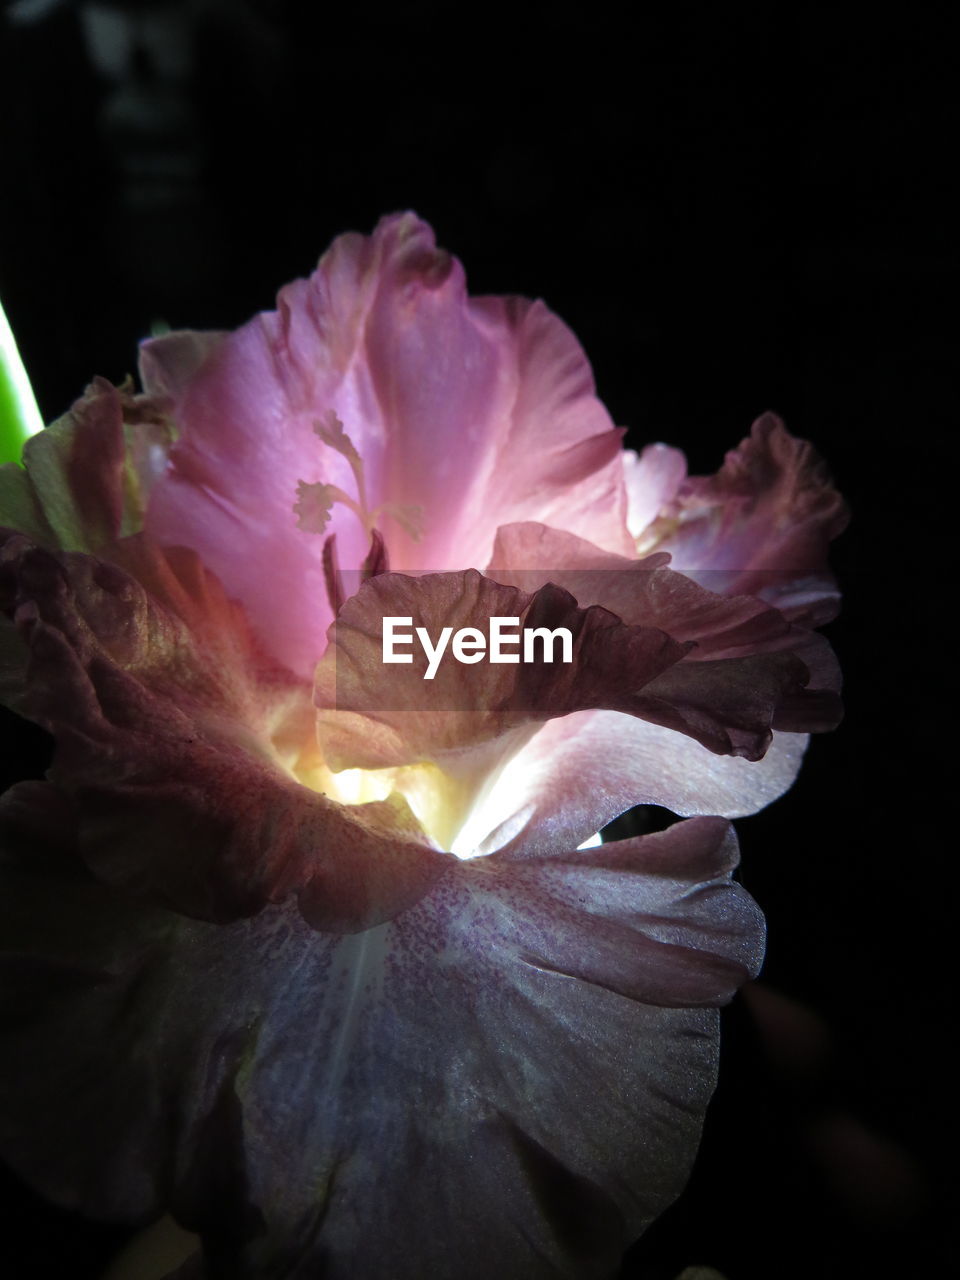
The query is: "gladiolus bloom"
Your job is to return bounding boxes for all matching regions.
[0,214,845,1278]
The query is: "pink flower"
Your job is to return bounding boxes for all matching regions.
[0,214,845,1278]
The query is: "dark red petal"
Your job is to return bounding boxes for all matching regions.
[315,566,833,772]
[490,520,797,656]
[314,568,689,770]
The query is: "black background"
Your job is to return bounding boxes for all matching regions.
[0,4,954,1278]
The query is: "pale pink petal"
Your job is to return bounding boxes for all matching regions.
[622,442,687,538]
[0,534,447,930]
[398,290,632,569]
[141,213,632,677]
[472,712,809,857]
[0,799,761,1278]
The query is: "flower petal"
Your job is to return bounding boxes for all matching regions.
[315,565,832,780]
[490,520,803,656]
[314,567,690,773]
[141,213,632,678]
[0,801,762,1279]
[0,534,447,930]
[0,378,172,553]
[622,442,687,538]
[644,413,849,624]
[465,715,810,858]
[137,330,228,402]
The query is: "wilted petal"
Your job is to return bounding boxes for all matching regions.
[489,522,843,744]
[315,565,833,784]
[0,378,171,553]
[0,534,447,929]
[637,643,838,757]
[643,413,849,623]
[137,330,228,402]
[142,213,632,677]
[314,567,690,773]
[490,520,801,656]
[0,799,761,1280]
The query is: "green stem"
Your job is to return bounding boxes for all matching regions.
[0,296,43,465]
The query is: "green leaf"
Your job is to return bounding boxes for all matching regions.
[0,297,44,465]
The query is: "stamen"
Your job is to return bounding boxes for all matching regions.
[313,409,368,518]
[362,527,388,578]
[293,480,360,534]
[323,529,387,617]
[377,502,423,541]
[296,411,375,538]
[294,411,423,599]
[322,533,345,615]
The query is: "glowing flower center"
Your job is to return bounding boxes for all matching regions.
[277,689,533,861]
[301,755,498,860]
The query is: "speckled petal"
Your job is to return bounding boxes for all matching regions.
[472,713,810,857]
[0,799,761,1280]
